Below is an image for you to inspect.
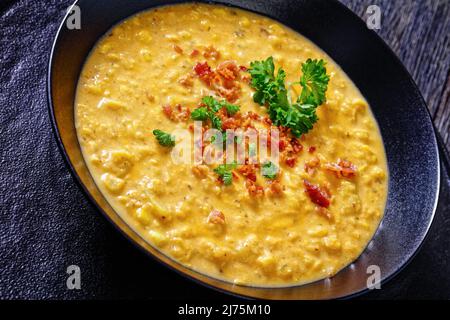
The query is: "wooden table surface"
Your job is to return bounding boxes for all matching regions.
[341,0,450,151]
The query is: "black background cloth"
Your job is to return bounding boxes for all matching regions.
[1,0,449,299]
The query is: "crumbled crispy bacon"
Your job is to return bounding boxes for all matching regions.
[304,156,320,175]
[325,159,357,178]
[246,179,264,197]
[203,46,221,60]
[216,61,240,80]
[275,130,304,168]
[268,180,284,195]
[178,73,194,87]
[221,117,241,130]
[162,105,174,119]
[192,61,242,102]
[217,86,240,103]
[190,49,200,57]
[208,209,225,224]
[238,165,257,182]
[278,139,287,152]
[194,61,213,78]
[245,111,260,121]
[241,73,251,83]
[239,65,248,72]
[262,116,272,127]
[308,146,316,153]
[285,157,297,168]
[192,165,209,178]
[162,104,190,122]
[304,180,331,208]
[291,138,303,154]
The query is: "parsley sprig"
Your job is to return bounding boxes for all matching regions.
[214,161,237,186]
[153,129,175,147]
[191,96,241,130]
[262,161,278,179]
[248,57,330,137]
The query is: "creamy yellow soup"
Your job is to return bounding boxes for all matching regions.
[75,3,388,286]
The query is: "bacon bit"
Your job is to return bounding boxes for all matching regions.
[304,156,320,175]
[238,165,257,182]
[203,46,221,60]
[162,104,190,122]
[325,159,357,178]
[262,116,272,127]
[278,139,288,152]
[304,180,331,208]
[177,104,190,121]
[193,61,242,102]
[239,65,248,72]
[208,209,225,224]
[173,45,183,54]
[246,111,260,121]
[178,74,194,87]
[217,61,240,80]
[291,138,303,154]
[194,61,213,78]
[240,117,252,129]
[217,86,240,103]
[308,146,316,153]
[190,49,200,57]
[268,180,284,195]
[241,74,251,83]
[192,165,209,178]
[246,179,264,197]
[222,117,241,130]
[285,157,297,168]
[162,105,174,119]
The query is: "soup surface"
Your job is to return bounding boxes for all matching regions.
[75,3,388,286]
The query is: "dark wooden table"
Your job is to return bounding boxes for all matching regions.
[0,0,449,300]
[342,0,449,151]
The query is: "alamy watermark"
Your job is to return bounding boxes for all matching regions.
[366,265,381,289]
[166,122,280,176]
[366,5,381,30]
[66,265,81,290]
[66,5,81,30]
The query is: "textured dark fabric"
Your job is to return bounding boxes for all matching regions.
[0,0,449,299]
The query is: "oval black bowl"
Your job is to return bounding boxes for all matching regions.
[48,0,440,299]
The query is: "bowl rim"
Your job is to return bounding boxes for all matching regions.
[47,0,441,299]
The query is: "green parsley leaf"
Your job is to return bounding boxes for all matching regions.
[192,96,239,131]
[249,57,286,106]
[262,161,278,179]
[222,171,233,185]
[248,57,329,137]
[153,129,175,147]
[202,96,240,115]
[224,103,240,115]
[210,114,222,130]
[298,59,330,106]
[214,161,237,186]
[191,107,209,121]
[202,96,222,112]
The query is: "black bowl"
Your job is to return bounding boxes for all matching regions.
[48,0,440,299]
